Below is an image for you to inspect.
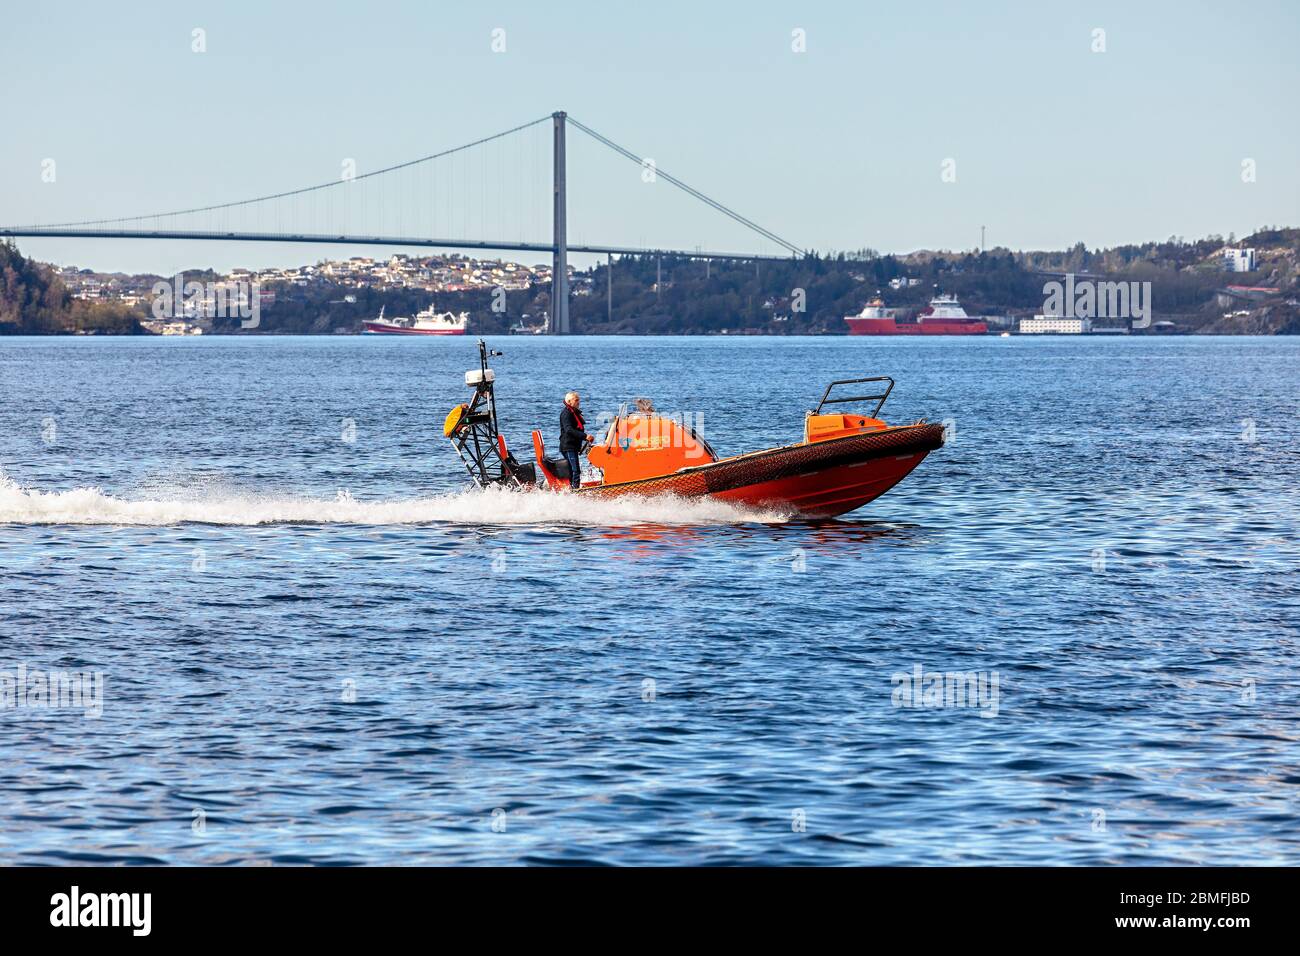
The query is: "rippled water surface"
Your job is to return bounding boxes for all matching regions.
[1,335,1297,865]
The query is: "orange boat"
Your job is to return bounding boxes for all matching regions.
[444,342,944,519]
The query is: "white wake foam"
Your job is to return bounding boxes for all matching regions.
[0,473,787,527]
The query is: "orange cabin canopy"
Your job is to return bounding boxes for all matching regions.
[587,414,717,484]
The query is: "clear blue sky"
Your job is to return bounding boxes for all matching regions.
[2,0,1297,274]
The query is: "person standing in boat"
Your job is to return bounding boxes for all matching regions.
[560,391,594,490]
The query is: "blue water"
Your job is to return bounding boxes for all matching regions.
[1,335,1297,865]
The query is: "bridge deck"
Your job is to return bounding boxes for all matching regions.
[0,228,798,262]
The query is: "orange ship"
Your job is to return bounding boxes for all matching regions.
[444,342,945,519]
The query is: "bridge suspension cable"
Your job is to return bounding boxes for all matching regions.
[28,115,554,230]
[565,115,803,257]
[4,111,804,260]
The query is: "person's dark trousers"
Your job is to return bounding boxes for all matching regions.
[563,449,582,489]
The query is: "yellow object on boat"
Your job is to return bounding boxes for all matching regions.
[443,404,468,437]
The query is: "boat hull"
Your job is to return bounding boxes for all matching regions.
[576,422,945,518]
[363,322,466,335]
[845,318,987,335]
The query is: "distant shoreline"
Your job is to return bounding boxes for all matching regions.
[6,228,1298,336]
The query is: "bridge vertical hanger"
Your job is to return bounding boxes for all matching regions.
[551,111,569,334]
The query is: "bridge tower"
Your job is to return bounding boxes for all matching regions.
[551,111,570,334]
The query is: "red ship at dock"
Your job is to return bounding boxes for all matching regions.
[845,294,988,335]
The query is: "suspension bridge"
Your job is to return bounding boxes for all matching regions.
[1,112,805,333]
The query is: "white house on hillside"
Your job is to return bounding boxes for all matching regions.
[1223,247,1256,272]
